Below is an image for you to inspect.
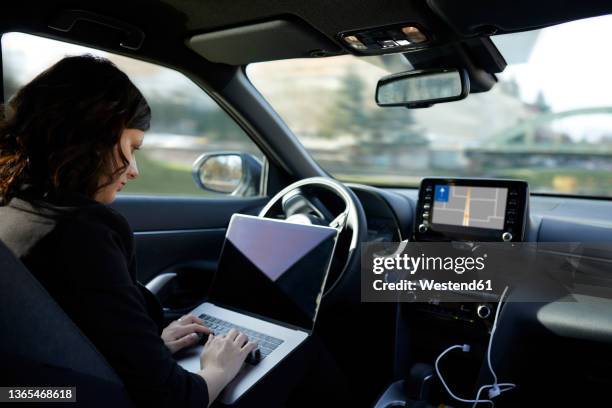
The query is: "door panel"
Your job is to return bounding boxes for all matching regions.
[133,229,226,284]
[110,195,269,312]
[111,196,268,232]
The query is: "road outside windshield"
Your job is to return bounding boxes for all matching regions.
[247,15,612,197]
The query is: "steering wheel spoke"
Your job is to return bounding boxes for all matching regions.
[329,211,348,230]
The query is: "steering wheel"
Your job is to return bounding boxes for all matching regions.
[258,177,367,298]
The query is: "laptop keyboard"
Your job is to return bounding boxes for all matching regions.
[198,313,284,364]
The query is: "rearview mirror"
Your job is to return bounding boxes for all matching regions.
[376,68,469,108]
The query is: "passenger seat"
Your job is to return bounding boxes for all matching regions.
[0,239,134,407]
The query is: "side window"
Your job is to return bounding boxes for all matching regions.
[2,32,265,198]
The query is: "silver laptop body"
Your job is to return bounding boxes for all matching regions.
[176,214,339,404]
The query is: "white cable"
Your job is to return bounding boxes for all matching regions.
[472,383,516,408]
[472,286,516,407]
[473,385,494,408]
[435,345,494,406]
[487,286,509,386]
[435,286,517,408]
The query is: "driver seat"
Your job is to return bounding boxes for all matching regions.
[0,239,134,407]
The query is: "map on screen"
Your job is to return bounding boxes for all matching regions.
[432,185,507,230]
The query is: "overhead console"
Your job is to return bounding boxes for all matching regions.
[414,178,529,242]
[338,23,431,54]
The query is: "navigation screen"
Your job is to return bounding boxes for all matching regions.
[432,185,507,230]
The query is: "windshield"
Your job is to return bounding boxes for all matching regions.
[247,15,612,197]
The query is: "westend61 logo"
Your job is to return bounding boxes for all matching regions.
[363,242,612,303]
[372,253,487,275]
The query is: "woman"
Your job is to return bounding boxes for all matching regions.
[0,55,255,407]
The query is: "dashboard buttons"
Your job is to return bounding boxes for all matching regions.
[477,304,491,319]
[502,232,513,242]
[418,224,428,233]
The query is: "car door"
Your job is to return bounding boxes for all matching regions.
[2,32,272,321]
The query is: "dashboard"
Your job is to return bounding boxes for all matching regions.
[350,176,612,336]
[354,178,532,329]
[351,179,612,405]
[351,179,612,246]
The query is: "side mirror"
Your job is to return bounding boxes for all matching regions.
[376,68,469,108]
[192,152,262,197]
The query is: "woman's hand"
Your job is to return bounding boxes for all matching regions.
[161,314,211,354]
[198,329,257,404]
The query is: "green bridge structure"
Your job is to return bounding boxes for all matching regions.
[466,106,612,157]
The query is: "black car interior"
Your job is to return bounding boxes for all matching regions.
[2,1,612,407]
[0,240,134,407]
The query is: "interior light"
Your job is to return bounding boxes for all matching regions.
[401,26,427,43]
[343,35,367,50]
[339,23,428,54]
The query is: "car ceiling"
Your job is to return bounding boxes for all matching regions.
[2,0,612,104]
[160,0,612,48]
[3,0,612,64]
[169,0,439,37]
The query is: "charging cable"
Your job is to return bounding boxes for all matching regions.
[473,383,516,408]
[479,286,516,405]
[434,286,516,407]
[435,344,494,406]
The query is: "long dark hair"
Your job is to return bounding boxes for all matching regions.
[0,54,151,204]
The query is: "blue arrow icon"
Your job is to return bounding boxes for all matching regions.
[435,185,449,202]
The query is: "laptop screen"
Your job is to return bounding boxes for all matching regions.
[207,214,338,332]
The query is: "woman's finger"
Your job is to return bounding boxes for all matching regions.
[178,314,205,326]
[241,341,258,355]
[225,329,239,341]
[172,323,211,339]
[168,333,199,353]
[234,332,248,347]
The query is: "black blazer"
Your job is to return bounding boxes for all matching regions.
[0,191,208,408]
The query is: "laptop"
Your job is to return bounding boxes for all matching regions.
[175,213,339,404]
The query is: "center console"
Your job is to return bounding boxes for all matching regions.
[375,178,530,408]
[410,177,530,324]
[412,178,529,328]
